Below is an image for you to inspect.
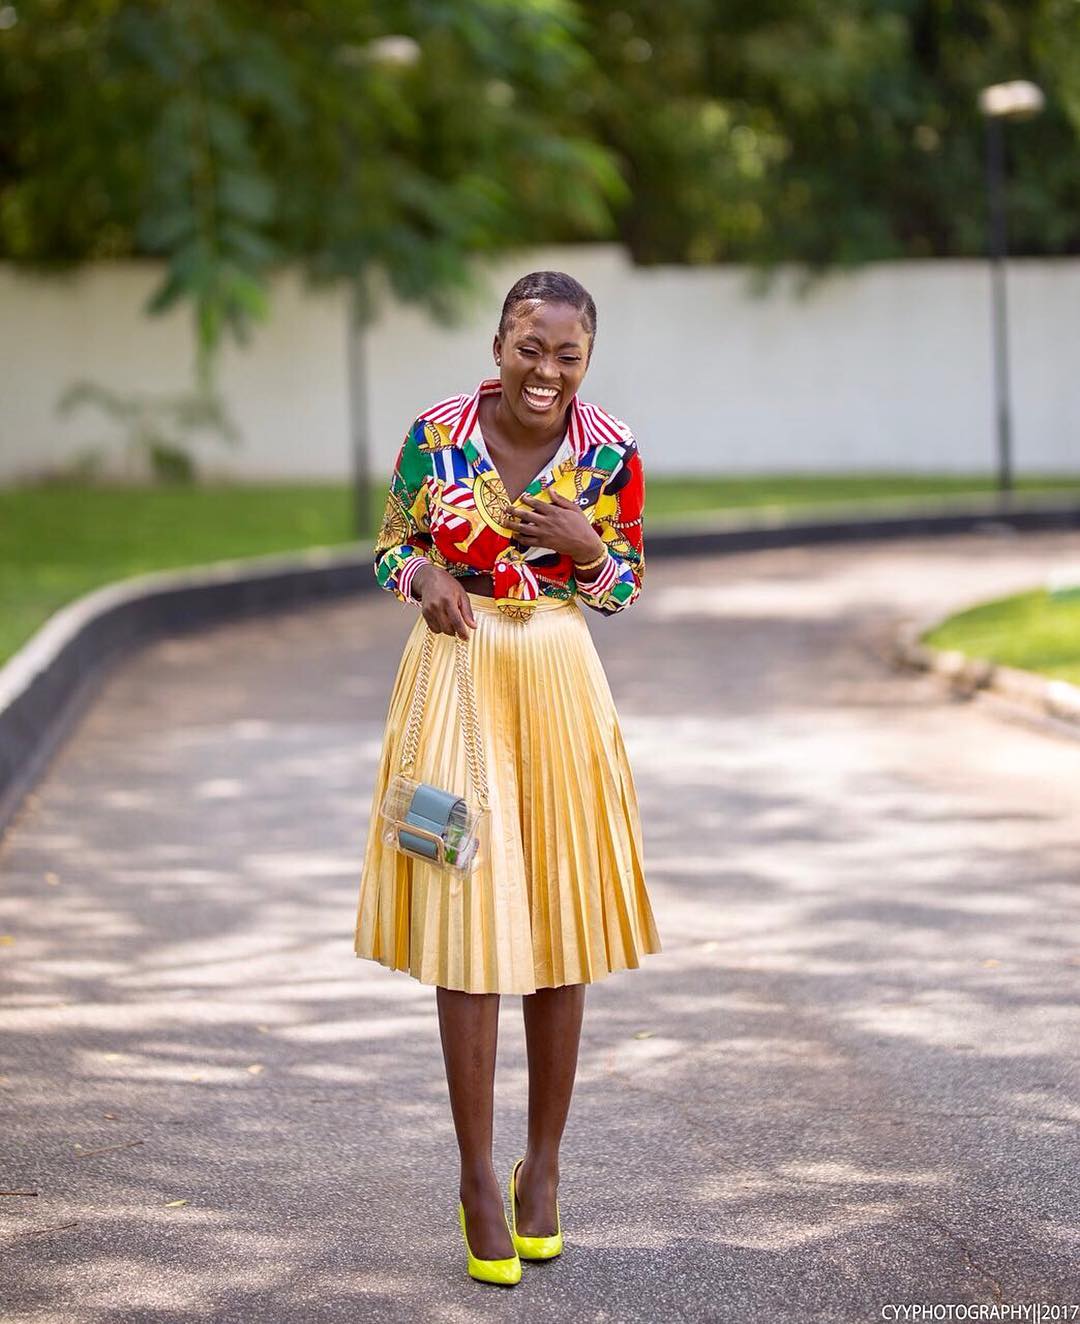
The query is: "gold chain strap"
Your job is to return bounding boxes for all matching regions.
[399,630,489,812]
[454,634,489,812]
[398,630,434,779]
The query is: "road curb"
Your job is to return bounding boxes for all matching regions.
[0,545,376,839]
[892,613,1080,732]
[3,495,1080,837]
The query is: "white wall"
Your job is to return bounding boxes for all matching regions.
[0,261,352,481]
[2,246,1078,481]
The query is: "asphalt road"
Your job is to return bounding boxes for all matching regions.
[2,529,1079,1323]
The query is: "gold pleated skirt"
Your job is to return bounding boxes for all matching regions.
[353,592,662,994]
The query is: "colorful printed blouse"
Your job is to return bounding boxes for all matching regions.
[373,378,645,621]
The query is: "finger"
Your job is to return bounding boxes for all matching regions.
[461,596,477,628]
[445,596,472,632]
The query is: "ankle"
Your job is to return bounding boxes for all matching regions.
[459,1163,499,1197]
[523,1151,560,1183]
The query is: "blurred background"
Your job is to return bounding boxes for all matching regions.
[2,0,1080,661]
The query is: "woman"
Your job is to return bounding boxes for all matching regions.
[354,270,661,1286]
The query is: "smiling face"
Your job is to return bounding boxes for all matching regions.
[493,300,592,433]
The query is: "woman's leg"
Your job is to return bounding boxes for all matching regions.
[517,982,587,1234]
[436,986,515,1259]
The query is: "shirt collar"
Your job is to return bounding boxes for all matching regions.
[440,378,598,461]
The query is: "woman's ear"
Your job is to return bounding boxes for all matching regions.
[492,333,502,368]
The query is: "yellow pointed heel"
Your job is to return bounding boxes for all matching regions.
[509,1157,563,1260]
[457,1201,522,1285]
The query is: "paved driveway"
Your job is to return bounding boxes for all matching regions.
[2,529,1078,1322]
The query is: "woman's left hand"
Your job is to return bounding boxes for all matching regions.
[502,491,604,562]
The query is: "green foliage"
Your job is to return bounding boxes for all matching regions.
[582,0,1080,269]
[2,0,1079,374]
[0,0,624,382]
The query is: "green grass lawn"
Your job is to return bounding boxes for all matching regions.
[2,473,1079,667]
[922,588,1080,686]
[646,472,1080,516]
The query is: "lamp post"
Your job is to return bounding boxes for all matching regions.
[976,80,1045,509]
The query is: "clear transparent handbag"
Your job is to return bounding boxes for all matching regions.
[379,629,489,875]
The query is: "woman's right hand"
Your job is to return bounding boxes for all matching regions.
[412,563,477,640]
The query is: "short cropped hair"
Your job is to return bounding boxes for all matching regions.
[498,271,597,356]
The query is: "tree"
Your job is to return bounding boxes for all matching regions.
[4,0,1080,379]
[580,0,1080,271]
[0,0,626,385]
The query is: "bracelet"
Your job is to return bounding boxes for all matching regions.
[573,549,608,573]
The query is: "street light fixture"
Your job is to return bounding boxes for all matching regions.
[977,80,1045,509]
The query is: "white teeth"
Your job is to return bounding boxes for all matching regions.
[524,386,558,403]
